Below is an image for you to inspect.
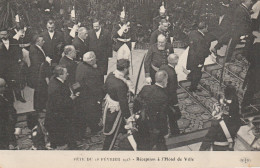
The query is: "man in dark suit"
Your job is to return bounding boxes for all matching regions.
[72,27,89,61]
[225,0,257,61]
[160,54,181,135]
[88,19,112,76]
[41,20,65,64]
[186,22,211,92]
[0,78,17,150]
[45,65,78,149]
[134,70,169,150]
[150,19,171,45]
[59,45,77,85]
[29,35,52,112]
[75,52,104,139]
[144,34,174,85]
[102,59,131,150]
[0,28,25,103]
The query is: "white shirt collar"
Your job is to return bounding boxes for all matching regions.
[66,56,73,60]
[2,39,9,50]
[242,3,248,10]
[48,31,55,39]
[198,29,205,36]
[155,83,164,88]
[35,44,46,56]
[168,64,175,69]
[78,36,84,42]
[56,77,64,83]
[96,28,101,39]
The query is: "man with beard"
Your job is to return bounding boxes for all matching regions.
[186,22,211,92]
[75,52,104,140]
[64,9,81,45]
[0,28,24,103]
[200,85,241,151]
[144,34,174,85]
[102,59,131,150]
[150,19,171,45]
[133,70,169,150]
[72,27,89,61]
[88,18,112,77]
[160,54,181,135]
[41,20,65,64]
[45,65,78,149]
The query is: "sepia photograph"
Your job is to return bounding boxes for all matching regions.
[0,0,260,167]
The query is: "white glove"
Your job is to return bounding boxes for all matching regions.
[13,30,23,40]
[198,64,203,68]
[45,56,52,64]
[131,42,136,51]
[145,77,152,85]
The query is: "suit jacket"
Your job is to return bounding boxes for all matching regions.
[59,56,78,85]
[41,30,64,63]
[0,38,22,81]
[72,36,89,61]
[87,28,112,75]
[136,84,168,136]
[159,64,178,105]
[186,30,210,70]
[232,4,252,37]
[75,62,104,102]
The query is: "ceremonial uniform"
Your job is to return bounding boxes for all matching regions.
[102,71,131,150]
[75,62,104,137]
[0,94,17,149]
[144,43,174,84]
[149,29,171,45]
[186,30,210,91]
[88,28,112,75]
[199,98,241,151]
[134,84,169,150]
[111,21,134,51]
[152,15,173,33]
[160,64,181,134]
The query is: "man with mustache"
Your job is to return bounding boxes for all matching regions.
[144,34,174,85]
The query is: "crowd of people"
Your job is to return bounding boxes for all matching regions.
[0,0,260,151]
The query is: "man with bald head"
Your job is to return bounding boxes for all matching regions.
[144,34,174,85]
[160,54,181,135]
[0,78,17,149]
[134,70,169,150]
[75,51,104,140]
[72,27,89,61]
[59,45,78,85]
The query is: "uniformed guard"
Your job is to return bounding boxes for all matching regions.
[152,2,174,43]
[199,85,241,151]
[102,59,132,150]
[133,70,169,150]
[111,7,135,52]
[144,34,174,85]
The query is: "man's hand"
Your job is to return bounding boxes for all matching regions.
[145,77,152,85]
[198,64,203,68]
[45,56,52,64]
[70,92,80,100]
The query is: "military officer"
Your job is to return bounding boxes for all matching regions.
[150,19,171,45]
[134,70,169,150]
[200,85,241,151]
[160,54,181,135]
[144,34,174,85]
[111,7,135,52]
[186,22,211,92]
[102,59,131,150]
